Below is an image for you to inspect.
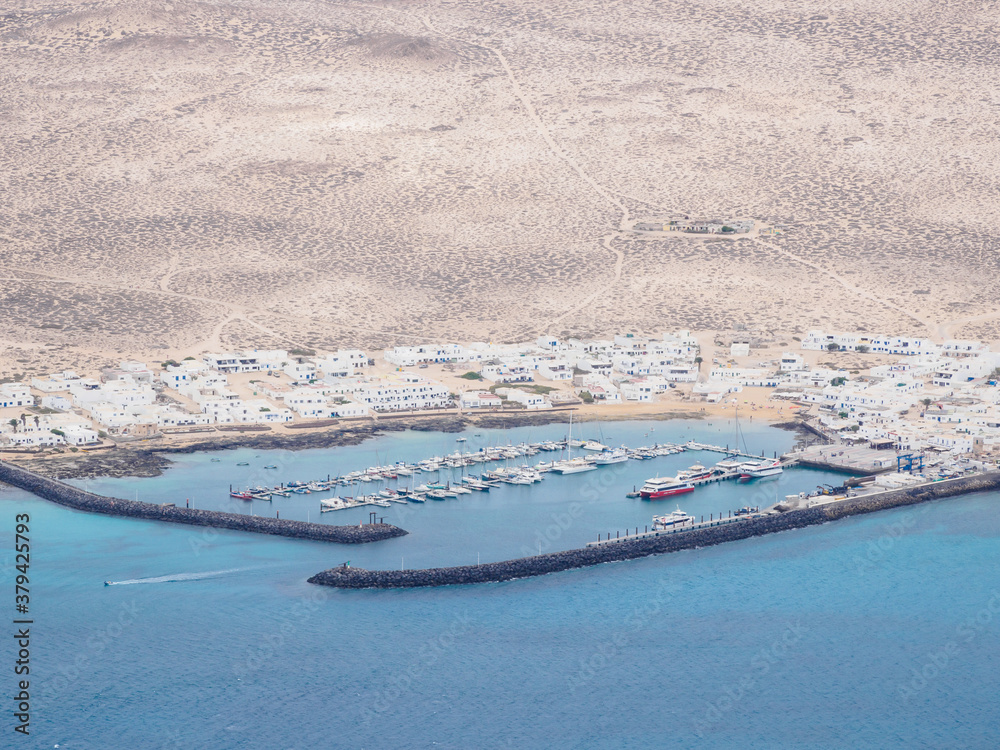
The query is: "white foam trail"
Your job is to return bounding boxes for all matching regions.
[105,568,249,586]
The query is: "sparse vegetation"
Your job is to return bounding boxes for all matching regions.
[459,372,483,380]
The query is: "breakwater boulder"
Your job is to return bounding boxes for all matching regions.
[308,472,1000,588]
[0,461,406,544]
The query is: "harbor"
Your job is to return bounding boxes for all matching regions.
[219,436,794,513]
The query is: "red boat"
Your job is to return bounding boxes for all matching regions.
[639,476,695,499]
[230,490,253,500]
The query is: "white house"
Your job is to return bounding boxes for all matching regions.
[779,353,806,372]
[229,399,293,423]
[283,361,317,384]
[536,359,572,381]
[506,390,551,410]
[0,384,32,408]
[460,391,502,410]
[40,395,72,411]
[352,374,451,412]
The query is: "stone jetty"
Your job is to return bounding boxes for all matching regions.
[308,472,1000,588]
[0,461,407,544]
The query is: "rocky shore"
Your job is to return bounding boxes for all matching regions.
[2,408,729,480]
[307,472,1000,588]
[0,461,407,544]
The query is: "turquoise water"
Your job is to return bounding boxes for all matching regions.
[3,420,998,748]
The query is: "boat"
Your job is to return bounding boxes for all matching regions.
[237,462,249,466]
[552,457,597,474]
[210,458,221,463]
[594,448,628,465]
[678,464,712,481]
[426,490,449,500]
[229,490,253,500]
[734,505,759,516]
[652,507,695,531]
[581,440,609,452]
[264,465,278,470]
[456,437,467,443]
[104,581,111,586]
[639,476,695,500]
[739,459,783,479]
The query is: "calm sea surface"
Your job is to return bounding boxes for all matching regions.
[3,419,998,748]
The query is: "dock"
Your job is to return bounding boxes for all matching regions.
[587,512,758,547]
[783,444,901,474]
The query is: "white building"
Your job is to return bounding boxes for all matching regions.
[283,361,317,385]
[460,391,503,409]
[353,374,451,412]
[779,353,806,372]
[0,384,32,408]
[506,390,551,410]
[383,344,464,367]
[536,359,572,381]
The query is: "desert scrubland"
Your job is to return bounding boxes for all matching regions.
[1,0,998,377]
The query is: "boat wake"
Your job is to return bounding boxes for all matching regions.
[104,568,249,586]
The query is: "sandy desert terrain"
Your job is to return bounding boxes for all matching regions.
[1,0,998,377]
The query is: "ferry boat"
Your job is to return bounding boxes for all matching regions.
[652,507,695,531]
[639,476,695,499]
[739,459,783,479]
[677,464,712,481]
[594,448,628,465]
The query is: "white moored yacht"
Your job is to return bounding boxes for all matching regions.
[594,448,628,465]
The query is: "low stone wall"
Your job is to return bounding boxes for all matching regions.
[308,472,1000,588]
[0,461,406,544]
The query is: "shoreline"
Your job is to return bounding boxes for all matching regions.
[1,406,804,480]
[307,472,1000,589]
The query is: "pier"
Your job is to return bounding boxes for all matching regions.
[0,461,407,545]
[308,472,1000,589]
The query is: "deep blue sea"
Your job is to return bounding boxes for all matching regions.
[3,419,998,749]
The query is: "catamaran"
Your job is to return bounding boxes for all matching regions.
[652,507,695,531]
[639,476,695,499]
[739,458,783,479]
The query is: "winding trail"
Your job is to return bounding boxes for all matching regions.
[751,237,935,331]
[344,2,633,334]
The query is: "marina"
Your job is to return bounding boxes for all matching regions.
[221,436,793,513]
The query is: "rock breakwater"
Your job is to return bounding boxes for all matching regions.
[308,473,1000,588]
[0,461,406,544]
